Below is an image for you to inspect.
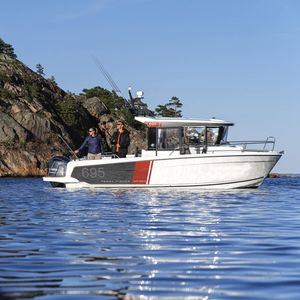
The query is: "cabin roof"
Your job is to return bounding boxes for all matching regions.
[135,116,234,128]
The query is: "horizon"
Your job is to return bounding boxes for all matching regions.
[1,0,299,173]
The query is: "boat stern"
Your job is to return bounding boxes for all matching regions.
[43,156,73,187]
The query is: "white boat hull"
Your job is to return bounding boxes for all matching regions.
[43,152,281,189]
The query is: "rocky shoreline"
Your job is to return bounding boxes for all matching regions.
[268,173,299,178]
[0,45,147,177]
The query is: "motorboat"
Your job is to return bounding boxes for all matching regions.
[43,116,283,189]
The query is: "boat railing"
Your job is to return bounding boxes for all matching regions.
[227,136,276,151]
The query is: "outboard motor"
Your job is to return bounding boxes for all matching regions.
[47,156,70,177]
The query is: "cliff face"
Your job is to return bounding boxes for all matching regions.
[0,53,146,176]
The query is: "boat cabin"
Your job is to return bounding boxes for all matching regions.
[135,116,234,156]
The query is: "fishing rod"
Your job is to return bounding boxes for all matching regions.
[58,134,78,159]
[92,56,122,95]
[91,56,153,116]
[91,56,135,110]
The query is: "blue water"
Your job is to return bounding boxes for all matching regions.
[0,177,300,300]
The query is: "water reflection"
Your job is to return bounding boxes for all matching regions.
[121,190,224,297]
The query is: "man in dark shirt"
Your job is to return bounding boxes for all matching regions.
[74,127,103,160]
[110,120,130,158]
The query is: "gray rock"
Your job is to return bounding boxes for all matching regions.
[11,109,51,140]
[0,111,28,143]
[82,96,109,119]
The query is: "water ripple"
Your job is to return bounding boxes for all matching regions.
[0,177,300,299]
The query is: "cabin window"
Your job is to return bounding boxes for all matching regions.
[205,128,219,145]
[148,126,229,150]
[184,126,228,146]
[147,128,181,150]
[148,128,157,150]
[217,126,229,144]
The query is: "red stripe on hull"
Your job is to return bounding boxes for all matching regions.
[146,161,153,184]
[131,161,151,184]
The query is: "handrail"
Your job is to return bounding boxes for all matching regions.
[263,136,275,151]
[150,137,276,155]
[227,136,276,151]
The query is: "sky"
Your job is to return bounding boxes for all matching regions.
[0,0,299,173]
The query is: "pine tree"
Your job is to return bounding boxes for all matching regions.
[155,96,183,117]
[0,38,17,58]
[166,96,183,117]
[49,75,57,85]
[36,64,45,76]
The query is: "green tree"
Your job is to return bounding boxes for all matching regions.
[26,82,39,101]
[0,38,17,58]
[36,63,45,76]
[155,96,183,117]
[81,86,125,111]
[155,104,173,117]
[55,98,79,127]
[48,75,58,86]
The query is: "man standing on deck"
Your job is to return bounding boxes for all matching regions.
[74,127,103,160]
[110,120,130,158]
